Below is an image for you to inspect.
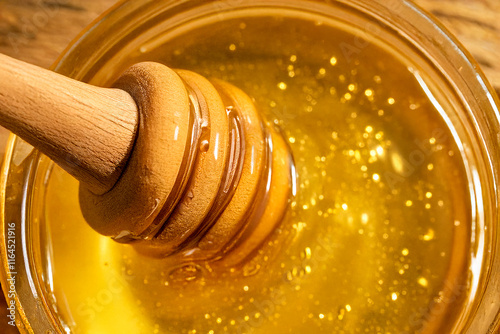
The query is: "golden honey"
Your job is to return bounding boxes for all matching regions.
[35,12,471,334]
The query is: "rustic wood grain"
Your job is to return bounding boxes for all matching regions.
[414,0,500,97]
[0,0,498,333]
[0,0,116,68]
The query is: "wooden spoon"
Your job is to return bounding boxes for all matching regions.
[0,53,294,263]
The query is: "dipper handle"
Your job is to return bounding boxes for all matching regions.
[0,53,138,194]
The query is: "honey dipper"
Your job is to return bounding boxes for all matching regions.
[0,53,294,264]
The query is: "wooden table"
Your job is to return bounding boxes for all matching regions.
[0,0,499,333]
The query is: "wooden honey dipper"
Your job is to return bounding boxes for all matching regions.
[0,53,294,264]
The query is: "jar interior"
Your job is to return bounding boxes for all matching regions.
[5,2,489,333]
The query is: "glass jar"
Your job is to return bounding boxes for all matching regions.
[0,0,499,333]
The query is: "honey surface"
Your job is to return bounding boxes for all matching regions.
[41,14,471,334]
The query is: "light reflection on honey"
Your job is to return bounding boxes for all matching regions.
[40,13,471,334]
